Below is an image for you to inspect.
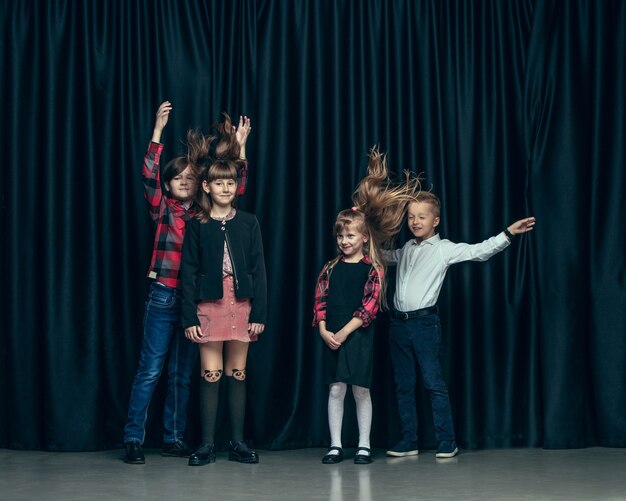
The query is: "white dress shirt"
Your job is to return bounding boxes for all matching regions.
[383,232,510,312]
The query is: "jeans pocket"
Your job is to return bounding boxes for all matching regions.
[149,288,176,308]
[417,316,439,329]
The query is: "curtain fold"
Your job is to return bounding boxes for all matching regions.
[1,0,624,451]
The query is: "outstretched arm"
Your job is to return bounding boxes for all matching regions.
[151,101,172,143]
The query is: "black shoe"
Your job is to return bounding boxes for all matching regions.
[188,443,216,466]
[162,439,193,457]
[124,442,145,464]
[228,440,259,464]
[321,446,344,464]
[354,447,373,464]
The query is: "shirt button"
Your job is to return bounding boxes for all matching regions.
[230,301,234,305]
[232,325,236,329]
[230,287,234,292]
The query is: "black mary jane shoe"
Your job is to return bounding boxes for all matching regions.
[322,446,344,464]
[188,443,216,466]
[354,447,373,464]
[228,440,259,464]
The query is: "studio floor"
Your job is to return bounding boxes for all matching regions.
[1,446,625,501]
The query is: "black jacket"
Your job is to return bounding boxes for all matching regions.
[181,210,267,328]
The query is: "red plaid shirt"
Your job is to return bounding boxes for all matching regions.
[312,255,382,328]
[143,141,247,288]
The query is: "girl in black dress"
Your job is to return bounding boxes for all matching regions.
[313,148,421,464]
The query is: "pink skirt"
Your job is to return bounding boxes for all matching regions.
[196,275,255,343]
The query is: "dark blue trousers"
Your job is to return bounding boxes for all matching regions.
[389,313,455,445]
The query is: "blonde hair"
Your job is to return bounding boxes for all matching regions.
[321,147,422,310]
[413,191,441,217]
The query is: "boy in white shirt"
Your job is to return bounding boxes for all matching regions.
[383,192,535,458]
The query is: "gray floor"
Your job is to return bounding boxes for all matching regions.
[1,447,625,501]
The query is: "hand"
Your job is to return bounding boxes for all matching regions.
[508,216,536,235]
[235,115,252,148]
[185,325,203,343]
[333,329,349,345]
[320,327,341,350]
[154,101,172,133]
[248,322,265,337]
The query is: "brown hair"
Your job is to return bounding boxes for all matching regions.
[185,113,246,222]
[195,159,243,222]
[320,147,422,310]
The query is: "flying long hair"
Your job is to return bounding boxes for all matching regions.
[319,147,422,310]
[185,113,246,222]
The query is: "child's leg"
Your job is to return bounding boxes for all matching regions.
[124,283,180,445]
[163,325,197,444]
[223,340,250,442]
[328,382,347,452]
[388,319,419,444]
[197,341,225,445]
[352,385,372,454]
[413,316,455,446]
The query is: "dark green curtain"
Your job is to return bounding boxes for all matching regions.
[1,0,624,451]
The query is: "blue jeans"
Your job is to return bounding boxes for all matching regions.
[124,282,197,444]
[389,313,455,445]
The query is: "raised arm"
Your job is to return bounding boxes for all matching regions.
[235,115,251,159]
[143,101,173,219]
[151,101,172,143]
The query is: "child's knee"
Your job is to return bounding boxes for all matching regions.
[352,385,370,401]
[329,382,347,400]
[202,369,223,383]
[230,368,246,381]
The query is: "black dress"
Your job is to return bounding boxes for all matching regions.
[324,260,375,388]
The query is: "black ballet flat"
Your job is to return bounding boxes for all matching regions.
[322,446,344,464]
[354,447,373,464]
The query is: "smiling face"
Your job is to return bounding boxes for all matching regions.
[164,165,198,203]
[407,201,440,242]
[336,223,368,261]
[202,178,237,210]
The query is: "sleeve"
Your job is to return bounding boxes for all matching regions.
[381,248,402,265]
[312,263,330,327]
[142,142,164,222]
[353,266,382,327]
[181,218,201,329]
[248,216,267,324]
[443,232,511,266]
[236,160,248,196]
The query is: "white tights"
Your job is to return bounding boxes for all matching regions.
[327,382,372,454]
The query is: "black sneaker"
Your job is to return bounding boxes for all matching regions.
[228,440,259,464]
[386,440,419,457]
[435,441,458,458]
[161,439,193,457]
[124,442,145,464]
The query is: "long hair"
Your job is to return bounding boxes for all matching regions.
[352,146,422,248]
[320,147,422,310]
[185,113,246,222]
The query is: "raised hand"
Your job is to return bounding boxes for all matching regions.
[152,101,172,143]
[235,115,252,148]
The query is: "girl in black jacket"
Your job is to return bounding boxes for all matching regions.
[181,123,266,466]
